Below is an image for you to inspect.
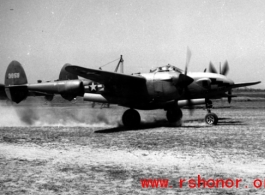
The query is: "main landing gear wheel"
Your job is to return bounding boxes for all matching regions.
[122,109,141,128]
[166,108,183,123]
[205,113,218,125]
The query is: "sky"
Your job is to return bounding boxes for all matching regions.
[0,0,264,88]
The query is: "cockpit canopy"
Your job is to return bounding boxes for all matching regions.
[150,64,183,74]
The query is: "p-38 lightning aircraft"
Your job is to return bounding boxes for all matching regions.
[1,52,261,128]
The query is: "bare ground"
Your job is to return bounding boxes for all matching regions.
[0,101,265,194]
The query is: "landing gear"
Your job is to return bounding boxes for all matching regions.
[166,107,183,123]
[122,109,141,128]
[204,99,218,125]
[205,113,218,125]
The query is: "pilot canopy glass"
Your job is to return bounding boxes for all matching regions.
[150,64,183,73]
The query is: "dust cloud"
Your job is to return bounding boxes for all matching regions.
[0,99,119,127]
[0,102,25,126]
[0,99,205,128]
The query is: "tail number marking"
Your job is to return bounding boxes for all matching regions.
[8,73,20,79]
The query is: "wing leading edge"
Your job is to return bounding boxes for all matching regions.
[65,65,148,99]
[229,81,261,89]
[65,65,146,84]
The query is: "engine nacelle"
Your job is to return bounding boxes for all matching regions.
[58,80,84,96]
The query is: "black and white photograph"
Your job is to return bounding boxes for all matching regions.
[0,0,264,194]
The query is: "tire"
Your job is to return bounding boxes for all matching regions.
[205,113,218,125]
[166,108,183,123]
[122,109,141,128]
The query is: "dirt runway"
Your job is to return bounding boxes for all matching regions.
[0,100,265,194]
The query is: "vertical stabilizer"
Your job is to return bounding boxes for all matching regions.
[59,63,78,80]
[5,61,28,103]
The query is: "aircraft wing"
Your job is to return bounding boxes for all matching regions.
[65,65,146,85]
[229,81,261,89]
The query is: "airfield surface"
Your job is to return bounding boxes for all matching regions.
[0,97,265,194]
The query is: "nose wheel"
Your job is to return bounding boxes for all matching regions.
[205,113,218,125]
[122,109,141,128]
[204,99,218,125]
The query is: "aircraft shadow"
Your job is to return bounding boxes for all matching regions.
[217,120,245,126]
[95,118,212,133]
[217,117,246,125]
[95,119,173,133]
[218,117,230,120]
[95,117,245,133]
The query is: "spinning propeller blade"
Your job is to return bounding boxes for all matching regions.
[171,47,194,114]
[176,74,194,88]
[184,47,194,114]
[209,62,218,74]
[209,61,229,75]
[172,47,193,88]
[221,61,229,75]
[185,47,192,75]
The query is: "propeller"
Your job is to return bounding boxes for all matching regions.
[173,74,194,88]
[222,61,231,103]
[171,47,194,114]
[208,61,232,103]
[183,47,194,114]
[171,74,194,113]
[209,61,218,74]
[208,61,229,76]
[221,61,229,75]
[184,47,192,75]
[172,47,193,88]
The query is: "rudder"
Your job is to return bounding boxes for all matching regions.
[59,63,78,81]
[5,61,28,103]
